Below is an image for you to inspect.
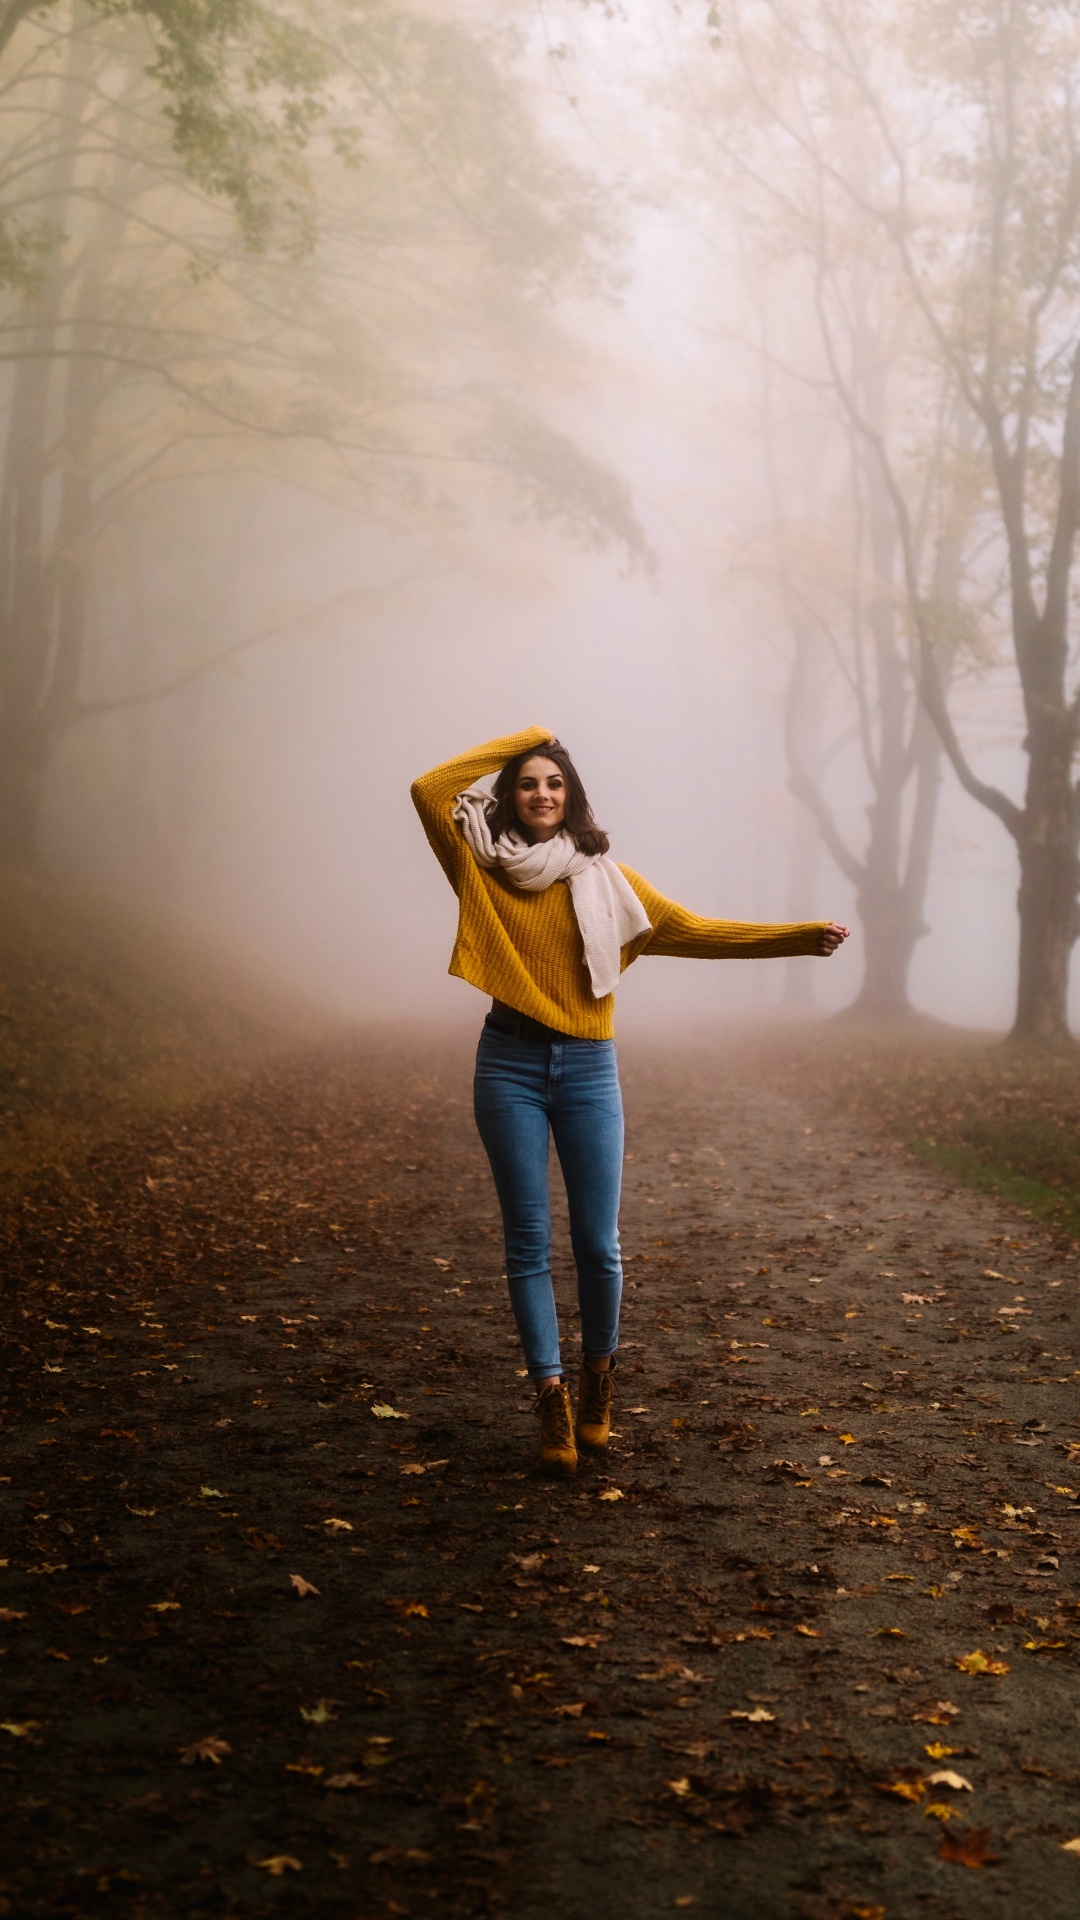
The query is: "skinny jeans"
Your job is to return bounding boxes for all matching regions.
[473,1012,624,1380]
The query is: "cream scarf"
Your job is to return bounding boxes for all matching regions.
[453,784,651,998]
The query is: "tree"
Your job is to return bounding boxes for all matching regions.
[0,1,647,866]
[712,0,1080,1044]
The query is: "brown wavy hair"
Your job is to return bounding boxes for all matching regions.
[488,740,609,857]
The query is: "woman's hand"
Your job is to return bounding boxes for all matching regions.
[819,922,850,956]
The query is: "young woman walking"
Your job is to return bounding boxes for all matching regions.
[411,726,848,1476]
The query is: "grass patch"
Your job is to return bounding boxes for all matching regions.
[908,1138,1080,1240]
[0,868,326,1204]
[749,1018,1080,1240]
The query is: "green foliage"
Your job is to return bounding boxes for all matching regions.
[0,213,59,295]
[479,402,652,566]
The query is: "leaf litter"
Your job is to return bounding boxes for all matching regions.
[2,1028,1080,1914]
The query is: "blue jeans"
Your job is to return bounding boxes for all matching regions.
[473,1017,624,1380]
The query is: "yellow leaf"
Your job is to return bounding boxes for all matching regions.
[257,1856,302,1876]
[1,1721,39,1738]
[668,1777,693,1796]
[148,1600,180,1613]
[371,1403,408,1420]
[284,1761,323,1776]
[1061,1837,1080,1854]
[200,1487,224,1500]
[323,1518,353,1531]
[598,1489,624,1502]
[730,1706,774,1723]
[924,1743,956,1760]
[955,1650,1009,1676]
[877,1780,925,1802]
[794,1625,819,1637]
[299,1701,333,1725]
[924,1802,959,1822]
[400,1463,426,1476]
[839,1433,857,1444]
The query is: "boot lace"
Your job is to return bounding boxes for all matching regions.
[581,1366,614,1425]
[538,1384,572,1448]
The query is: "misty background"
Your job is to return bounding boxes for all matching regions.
[4,0,1060,1039]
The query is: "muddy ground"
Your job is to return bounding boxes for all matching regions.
[2,1026,1080,1920]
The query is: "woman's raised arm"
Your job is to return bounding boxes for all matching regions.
[410,726,553,886]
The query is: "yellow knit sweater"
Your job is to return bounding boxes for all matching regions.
[411,726,828,1040]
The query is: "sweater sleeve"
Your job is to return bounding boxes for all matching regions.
[619,867,828,961]
[410,726,554,889]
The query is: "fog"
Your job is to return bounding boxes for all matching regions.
[7,0,1076,1040]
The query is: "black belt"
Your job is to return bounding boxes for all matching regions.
[485,1001,574,1044]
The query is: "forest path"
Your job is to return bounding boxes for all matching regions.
[3,1027,1080,1920]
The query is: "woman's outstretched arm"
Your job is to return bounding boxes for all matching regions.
[410,726,553,887]
[619,867,839,960]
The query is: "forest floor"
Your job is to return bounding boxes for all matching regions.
[3,1023,1080,1920]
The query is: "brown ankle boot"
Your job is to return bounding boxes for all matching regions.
[576,1358,616,1451]
[535,1380,577,1477]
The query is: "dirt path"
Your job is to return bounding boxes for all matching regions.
[3,1028,1079,1920]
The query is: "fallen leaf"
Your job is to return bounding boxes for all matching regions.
[512,1552,544,1570]
[876,1780,925,1802]
[371,1403,408,1420]
[199,1487,224,1500]
[245,1531,282,1551]
[794,1625,820,1638]
[299,1701,333,1724]
[912,1700,961,1724]
[389,1600,428,1618]
[839,1433,858,1445]
[400,1463,425,1476]
[553,1702,586,1717]
[289,1575,320,1597]
[952,1527,980,1548]
[180,1736,231,1766]
[323,1518,353,1531]
[924,1742,957,1760]
[730,1707,774,1723]
[257,1856,303,1876]
[431,1257,452,1269]
[284,1761,323,1776]
[1,1721,39,1738]
[0,1609,27,1623]
[938,1827,999,1868]
[598,1489,624,1502]
[667,1777,693,1796]
[324,1771,365,1789]
[924,1803,959,1822]
[926,1769,973,1792]
[148,1600,180,1613]
[563,1635,603,1648]
[955,1650,1009,1675]
[1061,1837,1080,1854]
[127,1506,157,1517]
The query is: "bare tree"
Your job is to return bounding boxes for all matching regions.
[0,2,647,866]
[711,0,1080,1044]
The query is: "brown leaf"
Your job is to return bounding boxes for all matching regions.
[323,1771,366,1790]
[289,1574,319,1597]
[938,1827,999,1868]
[0,1609,27,1623]
[180,1736,231,1766]
[257,1855,303,1876]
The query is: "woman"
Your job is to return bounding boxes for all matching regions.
[411,726,848,1477]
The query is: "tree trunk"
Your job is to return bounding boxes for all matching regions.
[0,710,48,866]
[1011,723,1080,1043]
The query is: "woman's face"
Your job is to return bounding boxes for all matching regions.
[514,756,566,841]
